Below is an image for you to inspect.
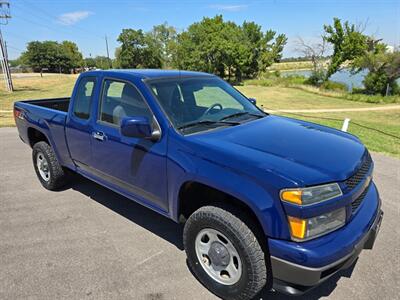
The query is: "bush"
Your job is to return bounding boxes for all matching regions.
[392,82,400,95]
[363,71,400,96]
[305,69,325,85]
[351,87,365,94]
[320,80,348,92]
[245,73,307,87]
[344,93,400,104]
[363,72,388,95]
[284,75,308,85]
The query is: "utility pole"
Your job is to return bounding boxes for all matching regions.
[105,35,112,69]
[0,1,13,91]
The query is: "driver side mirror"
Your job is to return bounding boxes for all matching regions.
[120,116,160,141]
[248,98,257,105]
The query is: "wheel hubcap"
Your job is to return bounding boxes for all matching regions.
[208,242,230,267]
[36,152,50,182]
[195,228,242,285]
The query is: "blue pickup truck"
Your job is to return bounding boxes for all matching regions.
[14,70,383,300]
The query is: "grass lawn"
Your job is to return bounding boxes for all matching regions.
[236,85,384,110]
[0,74,77,127]
[1,74,399,157]
[268,61,315,71]
[0,74,77,109]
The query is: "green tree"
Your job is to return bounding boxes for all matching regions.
[61,41,83,73]
[9,57,23,67]
[258,30,287,72]
[21,41,59,75]
[85,55,116,69]
[174,15,227,76]
[323,18,368,80]
[116,29,162,68]
[151,22,177,68]
[352,43,400,95]
[84,57,96,68]
[21,40,83,75]
[240,21,263,78]
[174,15,286,81]
[113,47,122,68]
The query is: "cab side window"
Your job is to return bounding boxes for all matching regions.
[99,80,153,126]
[72,77,96,120]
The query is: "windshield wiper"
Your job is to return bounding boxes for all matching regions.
[178,119,240,130]
[220,111,265,121]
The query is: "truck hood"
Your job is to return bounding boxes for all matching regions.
[189,115,366,186]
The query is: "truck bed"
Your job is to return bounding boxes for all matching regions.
[21,97,70,112]
[14,97,72,168]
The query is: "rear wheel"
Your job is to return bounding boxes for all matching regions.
[32,141,69,190]
[183,205,267,300]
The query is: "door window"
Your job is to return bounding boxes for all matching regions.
[72,77,95,120]
[99,80,152,126]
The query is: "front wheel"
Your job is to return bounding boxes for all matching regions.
[183,205,267,300]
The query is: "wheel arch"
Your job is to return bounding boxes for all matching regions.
[27,127,50,147]
[177,180,269,252]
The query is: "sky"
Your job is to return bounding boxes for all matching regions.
[1,0,399,60]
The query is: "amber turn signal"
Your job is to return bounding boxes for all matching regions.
[287,216,307,239]
[280,190,302,205]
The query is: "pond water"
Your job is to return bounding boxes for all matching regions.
[281,68,368,90]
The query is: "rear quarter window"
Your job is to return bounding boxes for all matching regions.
[72,77,96,120]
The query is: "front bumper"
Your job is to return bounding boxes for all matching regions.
[271,208,383,295]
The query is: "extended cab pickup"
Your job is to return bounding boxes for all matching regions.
[14,70,383,300]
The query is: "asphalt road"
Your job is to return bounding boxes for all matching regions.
[0,127,399,300]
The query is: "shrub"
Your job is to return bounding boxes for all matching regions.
[392,82,400,95]
[344,93,399,103]
[363,72,389,95]
[305,69,325,85]
[244,73,307,87]
[320,80,348,92]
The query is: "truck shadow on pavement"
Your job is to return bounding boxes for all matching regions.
[65,175,357,300]
[66,174,185,250]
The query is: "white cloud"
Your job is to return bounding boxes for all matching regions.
[57,11,93,25]
[209,4,248,12]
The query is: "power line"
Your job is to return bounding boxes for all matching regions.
[12,2,113,59]
[2,31,30,42]
[6,44,24,52]
[13,13,100,41]
[12,2,104,42]
[21,0,104,40]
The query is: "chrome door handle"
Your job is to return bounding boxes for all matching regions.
[92,131,106,141]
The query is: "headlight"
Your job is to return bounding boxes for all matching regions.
[280,183,342,206]
[287,207,346,241]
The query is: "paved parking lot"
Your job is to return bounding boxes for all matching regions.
[1,127,399,299]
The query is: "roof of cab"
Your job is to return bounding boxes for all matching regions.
[86,69,215,79]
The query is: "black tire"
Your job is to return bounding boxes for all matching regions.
[183,205,267,300]
[32,141,69,190]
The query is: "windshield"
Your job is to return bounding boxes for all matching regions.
[146,76,265,134]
